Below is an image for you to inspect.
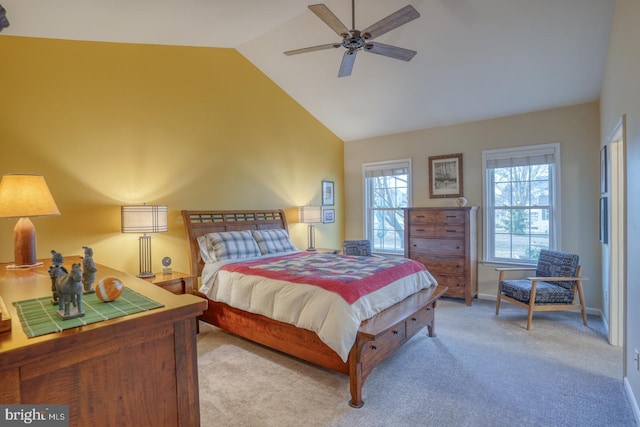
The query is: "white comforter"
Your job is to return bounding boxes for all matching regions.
[200,252,437,361]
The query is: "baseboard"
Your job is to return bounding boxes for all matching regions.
[624,377,640,425]
[477,293,602,317]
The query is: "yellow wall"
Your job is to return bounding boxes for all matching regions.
[0,36,344,275]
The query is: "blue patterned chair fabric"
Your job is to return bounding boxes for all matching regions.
[342,240,372,256]
[499,250,579,304]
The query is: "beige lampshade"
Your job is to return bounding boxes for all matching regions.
[0,174,60,218]
[298,206,322,224]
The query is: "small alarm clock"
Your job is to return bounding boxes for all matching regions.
[162,256,172,276]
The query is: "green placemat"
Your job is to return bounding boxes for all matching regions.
[13,287,164,338]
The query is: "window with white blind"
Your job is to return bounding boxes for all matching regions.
[482,143,560,264]
[363,159,412,254]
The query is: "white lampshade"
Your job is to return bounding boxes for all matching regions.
[298,206,322,224]
[121,205,168,233]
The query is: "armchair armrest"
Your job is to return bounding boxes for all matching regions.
[527,276,588,281]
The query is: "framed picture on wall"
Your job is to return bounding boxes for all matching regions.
[600,196,608,244]
[322,180,334,206]
[600,145,607,194]
[322,208,335,224]
[429,153,463,198]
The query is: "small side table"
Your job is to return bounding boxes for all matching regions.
[143,271,195,295]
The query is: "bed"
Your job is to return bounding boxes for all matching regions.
[182,209,448,407]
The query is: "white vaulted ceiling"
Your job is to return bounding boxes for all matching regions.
[0,0,614,141]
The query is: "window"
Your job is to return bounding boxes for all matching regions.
[363,159,412,254]
[482,143,560,264]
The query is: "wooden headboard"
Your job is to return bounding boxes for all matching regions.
[181,209,289,278]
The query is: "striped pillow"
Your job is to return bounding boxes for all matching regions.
[199,230,261,262]
[251,229,298,255]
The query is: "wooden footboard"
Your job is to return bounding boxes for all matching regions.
[195,284,447,407]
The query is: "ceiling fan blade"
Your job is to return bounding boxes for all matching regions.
[284,43,342,56]
[338,50,357,77]
[308,4,350,37]
[364,42,417,61]
[362,5,420,40]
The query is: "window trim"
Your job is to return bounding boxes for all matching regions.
[482,143,561,265]
[362,158,412,255]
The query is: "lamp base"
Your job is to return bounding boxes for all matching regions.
[137,272,156,279]
[13,217,37,267]
[6,261,44,270]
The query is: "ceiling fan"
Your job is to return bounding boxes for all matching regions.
[284,1,420,77]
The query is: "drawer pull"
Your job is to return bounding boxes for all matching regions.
[446,229,456,233]
[446,215,456,218]
[426,307,431,311]
[411,317,417,322]
[416,215,425,218]
[417,228,426,232]
[392,330,399,335]
[371,345,377,350]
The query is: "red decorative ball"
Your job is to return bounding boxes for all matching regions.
[96,277,124,302]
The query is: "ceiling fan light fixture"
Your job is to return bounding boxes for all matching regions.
[0,4,9,32]
[284,1,420,77]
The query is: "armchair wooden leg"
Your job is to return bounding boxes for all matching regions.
[526,281,538,331]
[576,281,588,326]
[496,272,504,315]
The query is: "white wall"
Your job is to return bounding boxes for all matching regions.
[600,0,640,418]
[344,102,601,308]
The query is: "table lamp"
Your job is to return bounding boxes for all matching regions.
[121,204,168,278]
[298,205,322,251]
[0,174,60,268]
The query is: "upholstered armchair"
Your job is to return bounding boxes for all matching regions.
[342,240,372,256]
[495,249,588,330]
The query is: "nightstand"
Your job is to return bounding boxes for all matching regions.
[308,248,341,254]
[143,271,195,295]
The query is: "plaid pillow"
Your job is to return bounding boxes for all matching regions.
[251,229,298,255]
[200,230,261,262]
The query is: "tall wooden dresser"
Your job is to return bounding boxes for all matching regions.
[404,206,479,305]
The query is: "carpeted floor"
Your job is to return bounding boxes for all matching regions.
[196,298,637,427]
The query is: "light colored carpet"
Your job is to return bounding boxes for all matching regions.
[196,298,636,427]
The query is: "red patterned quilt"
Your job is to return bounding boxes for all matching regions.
[220,252,427,304]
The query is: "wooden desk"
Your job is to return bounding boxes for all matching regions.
[0,257,207,427]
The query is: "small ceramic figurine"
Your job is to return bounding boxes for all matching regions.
[48,250,68,304]
[456,197,468,207]
[56,263,85,319]
[82,246,98,294]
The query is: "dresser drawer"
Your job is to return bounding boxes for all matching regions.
[416,257,465,275]
[408,238,465,257]
[433,275,467,298]
[408,210,466,225]
[408,224,466,239]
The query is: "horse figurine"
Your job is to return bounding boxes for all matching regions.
[56,263,85,319]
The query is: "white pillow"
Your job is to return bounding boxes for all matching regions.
[197,230,261,262]
[251,229,298,255]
